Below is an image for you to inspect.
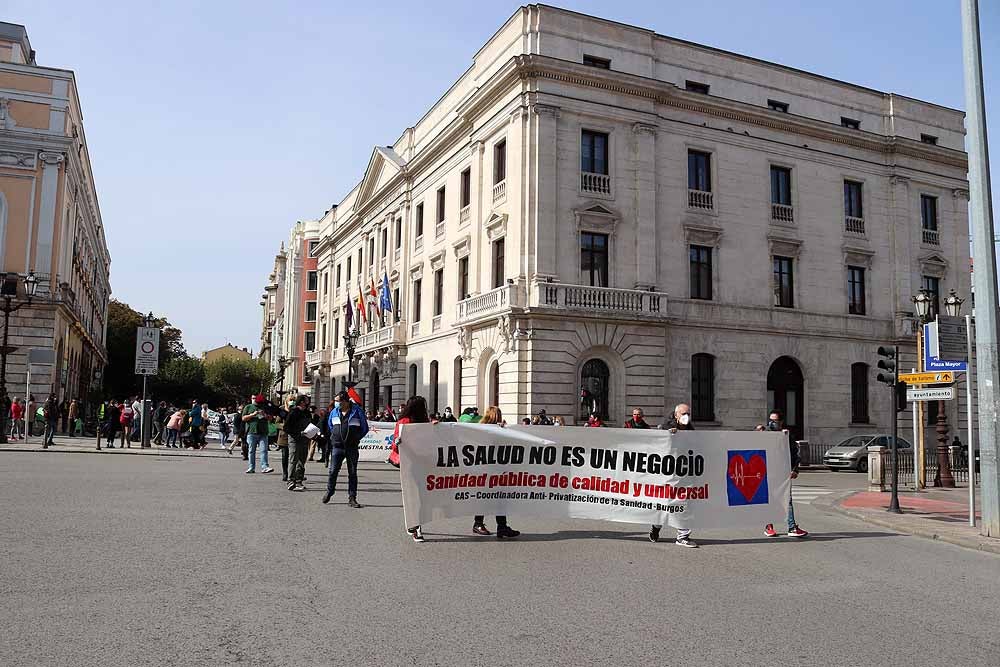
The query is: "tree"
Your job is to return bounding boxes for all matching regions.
[104,299,188,400]
[158,356,206,405]
[204,357,273,407]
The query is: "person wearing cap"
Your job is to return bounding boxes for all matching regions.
[322,390,369,507]
[242,394,274,474]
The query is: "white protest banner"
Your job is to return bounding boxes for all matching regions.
[400,424,791,530]
[358,422,397,461]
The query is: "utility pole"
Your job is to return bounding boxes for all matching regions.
[961,0,999,536]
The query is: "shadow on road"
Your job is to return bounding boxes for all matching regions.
[425,529,901,544]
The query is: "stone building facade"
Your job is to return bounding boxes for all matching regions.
[259,244,286,372]
[283,5,968,447]
[278,219,320,399]
[0,23,110,410]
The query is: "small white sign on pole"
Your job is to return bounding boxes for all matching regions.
[906,386,955,402]
[135,327,160,376]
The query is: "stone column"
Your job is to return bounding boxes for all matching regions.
[469,140,485,296]
[35,152,65,277]
[530,103,560,282]
[632,123,658,290]
[888,175,913,326]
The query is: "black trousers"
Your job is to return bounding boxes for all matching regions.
[474,515,508,528]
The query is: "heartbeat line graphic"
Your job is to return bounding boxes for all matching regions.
[729,460,762,486]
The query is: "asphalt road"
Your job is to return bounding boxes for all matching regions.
[1,453,998,667]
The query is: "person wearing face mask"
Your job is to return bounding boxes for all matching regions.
[760,410,808,538]
[650,403,697,547]
[441,407,457,423]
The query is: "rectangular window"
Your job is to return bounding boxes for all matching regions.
[494,140,506,184]
[346,257,351,281]
[921,195,938,231]
[691,354,715,422]
[395,218,402,249]
[305,301,317,322]
[304,331,316,351]
[336,264,341,287]
[689,245,713,300]
[580,232,609,288]
[321,322,328,348]
[841,117,860,130]
[307,240,319,257]
[581,130,609,175]
[921,275,940,317]
[434,269,444,316]
[333,319,339,349]
[368,238,375,265]
[688,150,712,192]
[306,271,318,292]
[848,266,866,315]
[412,279,422,322]
[381,228,388,257]
[461,168,471,208]
[322,272,328,297]
[844,180,864,218]
[393,287,401,323]
[851,363,870,423]
[685,80,710,94]
[358,249,363,273]
[492,239,505,289]
[770,166,792,205]
[767,99,789,112]
[920,134,938,145]
[415,203,424,238]
[773,256,794,308]
[583,54,611,69]
[436,187,446,223]
[458,257,469,300]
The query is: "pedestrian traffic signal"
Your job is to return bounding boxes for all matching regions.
[876,346,897,386]
[895,382,907,413]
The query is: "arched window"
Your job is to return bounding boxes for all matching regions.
[490,361,500,407]
[453,357,463,413]
[429,361,439,414]
[408,363,417,398]
[691,353,715,422]
[580,358,610,421]
[851,362,869,424]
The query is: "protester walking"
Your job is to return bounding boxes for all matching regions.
[761,410,809,539]
[276,409,289,481]
[472,406,521,540]
[285,395,313,491]
[152,401,168,445]
[393,396,430,541]
[189,400,204,448]
[103,401,121,448]
[42,393,59,448]
[242,395,274,474]
[323,391,369,507]
[650,403,698,548]
[228,402,247,458]
[9,397,24,440]
[217,410,231,448]
[66,399,79,436]
[119,400,134,448]
[165,409,185,448]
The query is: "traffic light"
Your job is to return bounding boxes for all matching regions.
[895,382,907,413]
[876,346,897,386]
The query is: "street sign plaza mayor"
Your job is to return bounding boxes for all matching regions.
[899,371,954,385]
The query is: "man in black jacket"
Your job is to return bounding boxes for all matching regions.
[762,410,808,538]
[650,403,697,547]
[283,395,313,491]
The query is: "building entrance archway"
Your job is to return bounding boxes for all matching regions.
[767,356,804,444]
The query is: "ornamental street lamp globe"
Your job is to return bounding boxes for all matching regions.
[24,271,38,299]
[944,289,965,317]
[912,290,932,321]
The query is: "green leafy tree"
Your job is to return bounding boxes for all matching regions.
[204,357,273,407]
[104,299,189,401]
[158,356,207,405]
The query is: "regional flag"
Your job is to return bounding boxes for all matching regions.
[380,271,393,315]
[344,286,353,330]
[356,279,368,325]
[369,278,380,317]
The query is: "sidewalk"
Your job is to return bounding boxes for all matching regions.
[0,435,237,459]
[816,487,1000,555]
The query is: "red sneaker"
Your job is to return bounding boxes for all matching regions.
[787,526,809,538]
[764,524,779,538]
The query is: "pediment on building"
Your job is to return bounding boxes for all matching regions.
[574,202,619,234]
[356,146,407,210]
[918,252,948,278]
[684,222,723,247]
[842,242,875,268]
[767,233,802,258]
[486,212,508,241]
[452,234,471,259]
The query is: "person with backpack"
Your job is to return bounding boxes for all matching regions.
[119,399,134,448]
[217,410,231,448]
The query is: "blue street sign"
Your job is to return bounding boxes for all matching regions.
[924,322,968,372]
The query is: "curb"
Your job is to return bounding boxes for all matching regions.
[812,490,1000,556]
[0,445,235,460]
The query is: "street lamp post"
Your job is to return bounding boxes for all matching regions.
[931,289,966,489]
[911,290,933,488]
[0,272,38,444]
[344,327,360,386]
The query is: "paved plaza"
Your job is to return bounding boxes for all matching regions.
[1,452,998,666]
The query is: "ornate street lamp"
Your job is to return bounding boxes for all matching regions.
[912,290,933,322]
[0,272,38,444]
[344,327,360,385]
[944,289,965,318]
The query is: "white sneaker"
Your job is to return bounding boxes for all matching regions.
[675,536,699,548]
[409,527,425,543]
[261,467,274,474]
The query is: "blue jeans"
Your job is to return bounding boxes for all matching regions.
[166,428,178,447]
[786,489,797,532]
[327,447,359,497]
[247,433,269,470]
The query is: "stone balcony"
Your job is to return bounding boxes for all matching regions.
[356,322,406,353]
[304,348,331,370]
[455,282,526,326]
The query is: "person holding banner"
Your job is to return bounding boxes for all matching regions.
[395,396,431,542]
[472,407,521,540]
[322,391,369,508]
[761,411,808,539]
[650,403,698,547]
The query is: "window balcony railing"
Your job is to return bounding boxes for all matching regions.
[845,216,866,235]
[394,248,401,262]
[414,236,423,253]
[922,228,940,245]
[688,189,714,210]
[305,349,331,369]
[459,206,471,225]
[771,203,794,223]
[492,180,507,204]
[435,220,446,240]
[410,321,421,338]
[356,322,405,353]
[432,315,442,332]
[581,172,611,196]
[540,283,667,318]
[455,282,526,324]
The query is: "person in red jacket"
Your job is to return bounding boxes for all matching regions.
[9,398,24,440]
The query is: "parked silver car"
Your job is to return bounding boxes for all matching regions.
[823,434,912,473]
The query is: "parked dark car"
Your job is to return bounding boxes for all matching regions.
[823,434,912,473]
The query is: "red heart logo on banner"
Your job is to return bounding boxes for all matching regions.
[727,453,767,502]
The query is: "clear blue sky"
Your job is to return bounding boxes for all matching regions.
[6,1,998,355]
